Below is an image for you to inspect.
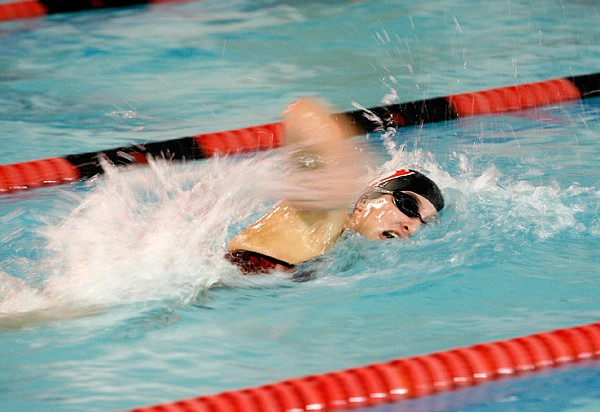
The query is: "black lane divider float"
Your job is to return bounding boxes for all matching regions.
[0,0,180,21]
[1,72,600,193]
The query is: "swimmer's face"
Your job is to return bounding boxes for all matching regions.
[349,192,437,240]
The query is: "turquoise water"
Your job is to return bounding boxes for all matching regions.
[366,360,600,412]
[0,1,599,411]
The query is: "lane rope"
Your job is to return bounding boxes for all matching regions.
[0,0,180,21]
[1,72,599,194]
[128,321,600,411]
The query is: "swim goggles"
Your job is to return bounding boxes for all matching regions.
[371,187,427,224]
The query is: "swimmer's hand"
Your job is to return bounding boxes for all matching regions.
[281,98,370,210]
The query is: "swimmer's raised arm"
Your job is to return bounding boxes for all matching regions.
[227,98,366,266]
[280,98,367,211]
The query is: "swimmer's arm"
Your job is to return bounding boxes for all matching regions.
[228,98,367,265]
[279,98,368,211]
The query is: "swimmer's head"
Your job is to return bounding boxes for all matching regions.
[347,169,444,240]
[365,169,445,212]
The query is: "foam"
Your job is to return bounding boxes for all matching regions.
[0,154,292,317]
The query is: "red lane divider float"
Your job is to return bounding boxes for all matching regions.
[447,77,582,117]
[0,157,80,191]
[0,0,183,22]
[195,122,284,157]
[129,321,600,412]
[1,72,600,194]
[0,0,46,20]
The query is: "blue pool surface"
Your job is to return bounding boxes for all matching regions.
[363,360,600,412]
[1,1,600,411]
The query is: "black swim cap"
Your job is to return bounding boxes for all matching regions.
[370,169,445,211]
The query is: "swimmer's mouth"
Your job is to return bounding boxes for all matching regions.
[381,230,402,239]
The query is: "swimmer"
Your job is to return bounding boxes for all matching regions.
[226,98,444,275]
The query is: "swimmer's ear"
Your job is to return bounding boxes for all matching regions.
[353,199,367,214]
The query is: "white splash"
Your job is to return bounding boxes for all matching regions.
[378,143,580,242]
[0,153,294,317]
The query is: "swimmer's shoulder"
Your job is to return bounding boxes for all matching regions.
[228,200,347,265]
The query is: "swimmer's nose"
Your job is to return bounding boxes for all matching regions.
[400,219,421,237]
[400,224,413,237]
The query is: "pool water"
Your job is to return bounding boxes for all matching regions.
[1,1,599,411]
[365,359,600,412]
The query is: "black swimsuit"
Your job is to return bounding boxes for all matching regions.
[225,250,295,275]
